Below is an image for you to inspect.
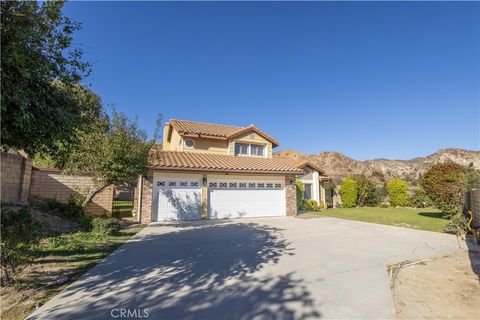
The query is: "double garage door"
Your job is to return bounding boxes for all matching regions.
[153,176,285,221]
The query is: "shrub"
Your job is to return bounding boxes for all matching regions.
[444,212,467,234]
[339,178,357,208]
[48,235,85,251]
[322,180,335,191]
[1,208,40,285]
[409,189,433,208]
[353,175,379,207]
[420,162,467,218]
[376,184,388,204]
[39,196,92,230]
[295,180,304,209]
[303,200,324,211]
[92,217,121,236]
[387,179,409,207]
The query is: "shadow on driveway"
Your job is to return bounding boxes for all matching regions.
[29,222,321,320]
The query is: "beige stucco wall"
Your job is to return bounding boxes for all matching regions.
[163,126,274,158]
[184,137,229,154]
[298,167,320,203]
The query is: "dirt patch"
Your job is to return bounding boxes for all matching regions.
[2,204,79,235]
[390,242,480,320]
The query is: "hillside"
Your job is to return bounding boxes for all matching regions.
[274,148,480,185]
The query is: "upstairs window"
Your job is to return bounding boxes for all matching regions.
[234,143,265,156]
[235,143,249,155]
[251,144,265,156]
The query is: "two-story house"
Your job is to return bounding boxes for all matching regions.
[137,119,329,222]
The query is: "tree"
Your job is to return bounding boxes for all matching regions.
[353,175,378,206]
[63,110,162,206]
[339,178,357,208]
[386,179,409,207]
[421,162,467,218]
[462,164,480,191]
[1,1,92,157]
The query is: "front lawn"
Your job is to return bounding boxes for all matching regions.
[1,223,145,320]
[300,207,449,232]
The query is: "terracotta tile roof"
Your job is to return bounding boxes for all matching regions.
[151,151,305,174]
[227,125,280,147]
[293,160,327,175]
[168,119,280,146]
[169,119,243,138]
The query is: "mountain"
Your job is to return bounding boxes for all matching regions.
[274,148,480,185]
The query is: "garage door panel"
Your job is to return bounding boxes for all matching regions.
[208,178,285,219]
[154,178,202,221]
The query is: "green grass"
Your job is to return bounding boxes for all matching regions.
[1,223,145,320]
[300,207,449,232]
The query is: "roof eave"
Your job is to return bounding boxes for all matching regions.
[150,166,303,175]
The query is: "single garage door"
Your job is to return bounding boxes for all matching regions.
[155,178,202,221]
[208,178,285,219]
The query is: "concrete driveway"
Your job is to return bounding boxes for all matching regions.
[29,217,462,320]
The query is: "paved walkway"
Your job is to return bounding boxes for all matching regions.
[28,217,463,319]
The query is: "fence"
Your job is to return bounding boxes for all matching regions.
[1,152,32,203]
[465,189,480,230]
[112,187,135,218]
[1,152,114,216]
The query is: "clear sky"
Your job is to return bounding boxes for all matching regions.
[64,1,479,160]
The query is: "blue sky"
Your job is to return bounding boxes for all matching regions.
[64,1,479,160]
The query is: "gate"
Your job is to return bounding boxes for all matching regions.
[112,186,134,218]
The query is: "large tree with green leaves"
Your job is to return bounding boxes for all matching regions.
[63,111,161,206]
[1,1,93,157]
[352,175,378,207]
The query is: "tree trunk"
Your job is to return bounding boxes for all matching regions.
[82,184,109,208]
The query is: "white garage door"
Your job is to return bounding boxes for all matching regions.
[208,178,285,219]
[155,178,202,221]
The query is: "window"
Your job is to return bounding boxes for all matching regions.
[266,183,273,188]
[275,183,282,189]
[169,181,176,187]
[184,139,195,149]
[251,144,265,156]
[209,182,217,188]
[158,181,165,187]
[258,183,265,188]
[191,182,199,187]
[239,183,247,188]
[304,183,312,200]
[248,183,256,188]
[229,183,237,188]
[180,181,188,187]
[234,143,265,156]
[219,182,227,188]
[235,143,249,155]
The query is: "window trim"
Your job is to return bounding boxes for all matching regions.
[234,142,266,157]
[184,138,195,149]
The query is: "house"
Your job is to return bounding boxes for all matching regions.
[137,119,330,222]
